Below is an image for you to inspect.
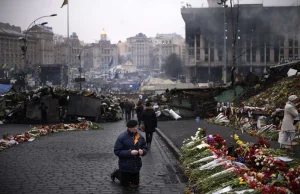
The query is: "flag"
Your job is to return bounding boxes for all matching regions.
[2,64,6,69]
[108,58,114,67]
[10,68,14,71]
[61,0,68,8]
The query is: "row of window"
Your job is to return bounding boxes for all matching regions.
[190,47,299,63]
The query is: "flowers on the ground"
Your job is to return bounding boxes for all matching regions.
[0,121,102,151]
[180,129,300,194]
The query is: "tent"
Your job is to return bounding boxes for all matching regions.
[0,84,12,95]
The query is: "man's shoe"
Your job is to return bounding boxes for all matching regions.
[111,169,117,182]
[130,184,140,188]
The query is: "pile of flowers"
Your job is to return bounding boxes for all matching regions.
[181,128,300,194]
[206,75,300,142]
[0,121,102,151]
[244,75,300,109]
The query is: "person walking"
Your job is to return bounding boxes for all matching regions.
[142,102,157,148]
[124,99,132,122]
[131,100,136,118]
[39,102,48,124]
[119,99,125,119]
[111,120,148,187]
[135,101,144,127]
[278,95,299,148]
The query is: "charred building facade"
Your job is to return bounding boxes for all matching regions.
[181,4,300,83]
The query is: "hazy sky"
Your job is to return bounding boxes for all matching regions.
[0,0,298,44]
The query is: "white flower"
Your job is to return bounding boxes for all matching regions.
[256,162,260,166]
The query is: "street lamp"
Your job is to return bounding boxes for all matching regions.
[18,14,57,90]
[77,48,88,90]
[19,14,57,70]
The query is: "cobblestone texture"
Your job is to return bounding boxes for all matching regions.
[0,121,186,194]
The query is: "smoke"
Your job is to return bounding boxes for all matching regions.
[182,5,300,45]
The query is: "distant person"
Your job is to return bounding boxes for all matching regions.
[142,102,157,148]
[135,101,144,127]
[119,100,125,119]
[278,95,299,148]
[131,100,136,118]
[111,120,147,187]
[124,99,132,122]
[39,102,48,124]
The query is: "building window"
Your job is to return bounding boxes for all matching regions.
[252,48,256,62]
[289,48,293,57]
[280,48,284,55]
[204,39,208,48]
[266,48,270,62]
[289,39,293,47]
[280,38,284,47]
[274,48,279,62]
[295,48,298,55]
[189,48,194,56]
[218,49,223,62]
[205,48,208,62]
[295,40,298,47]
[260,47,264,62]
[210,48,214,61]
[246,49,250,62]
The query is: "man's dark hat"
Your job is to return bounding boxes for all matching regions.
[126,120,138,128]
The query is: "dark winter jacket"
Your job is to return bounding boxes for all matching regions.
[141,107,157,133]
[124,102,132,112]
[114,130,147,173]
[119,102,124,110]
[136,105,144,118]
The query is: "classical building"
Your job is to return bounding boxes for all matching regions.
[127,33,152,71]
[54,32,81,67]
[118,41,128,57]
[53,34,64,45]
[181,4,300,83]
[28,25,55,65]
[0,23,37,70]
[90,29,118,73]
[151,33,186,70]
[0,22,56,72]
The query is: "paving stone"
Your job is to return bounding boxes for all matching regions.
[0,121,186,194]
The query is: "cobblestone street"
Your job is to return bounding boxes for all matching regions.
[0,121,186,194]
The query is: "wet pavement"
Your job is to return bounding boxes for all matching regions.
[0,121,187,194]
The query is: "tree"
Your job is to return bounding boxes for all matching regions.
[162,53,183,78]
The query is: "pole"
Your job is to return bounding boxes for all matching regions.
[250,38,253,72]
[67,1,71,88]
[79,57,82,91]
[223,3,227,84]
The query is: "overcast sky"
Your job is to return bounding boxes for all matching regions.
[0,0,298,44]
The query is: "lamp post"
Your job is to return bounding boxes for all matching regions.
[19,14,57,88]
[77,48,88,90]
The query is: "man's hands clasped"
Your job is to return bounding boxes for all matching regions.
[131,149,143,156]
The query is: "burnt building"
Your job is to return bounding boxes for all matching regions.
[181,4,300,83]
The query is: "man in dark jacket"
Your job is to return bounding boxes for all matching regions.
[142,102,157,148]
[123,99,132,122]
[135,101,144,127]
[39,102,48,124]
[111,120,147,187]
[119,100,124,118]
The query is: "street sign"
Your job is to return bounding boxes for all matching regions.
[75,78,85,82]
